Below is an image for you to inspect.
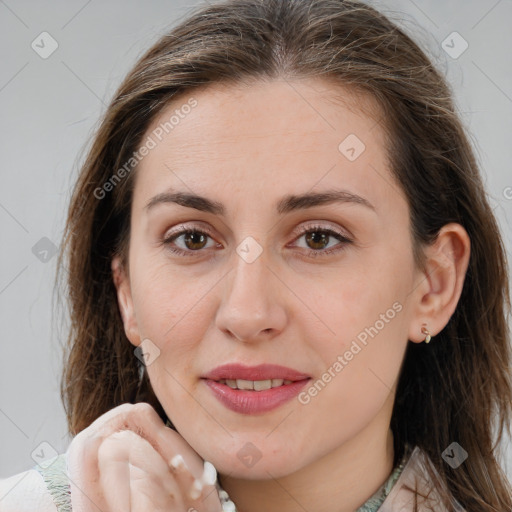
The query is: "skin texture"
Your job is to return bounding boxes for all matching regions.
[111,78,470,512]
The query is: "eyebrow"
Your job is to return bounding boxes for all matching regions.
[144,189,375,215]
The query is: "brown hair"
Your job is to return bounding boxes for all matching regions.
[57,0,512,510]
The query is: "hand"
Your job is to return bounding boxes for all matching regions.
[66,402,222,512]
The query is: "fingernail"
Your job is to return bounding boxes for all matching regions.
[188,478,203,500]
[169,454,187,470]
[201,461,217,486]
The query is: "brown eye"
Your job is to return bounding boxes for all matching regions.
[163,226,218,257]
[182,231,209,250]
[305,231,331,250]
[292,225,353,258]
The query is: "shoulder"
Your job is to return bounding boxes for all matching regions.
[0,468,58,512]
[0,452,71,512]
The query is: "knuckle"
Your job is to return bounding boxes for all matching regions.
[99,402,155,436]
[98,430,135,459]
[96,436,116,460]
[68,427,101,465]
[112,402,139,416]
[130,401,157,417]
[112,402,157,427]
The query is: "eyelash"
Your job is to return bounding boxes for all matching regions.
[162,223,353,259]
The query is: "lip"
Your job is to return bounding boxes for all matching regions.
[202,363,311,414]
[202,363,310,382]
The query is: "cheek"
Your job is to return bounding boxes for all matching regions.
[300,257,408,351]
[306,285,407,396]
[296,250,411,409]
[130,259,227,383]
[131,258,213,339]
[295,295,407,449]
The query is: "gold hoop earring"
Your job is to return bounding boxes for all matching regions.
[421,325,431,344]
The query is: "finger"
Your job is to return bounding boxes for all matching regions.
[97,432,130,512]
[66,402,219,511]
[131,479,186,512]
[69,434,221,512]
[169,453,198,500]
[67,429,106,512]
[98,430,186,512]
[130,461,186,512]
[169,454,222,510]
[98,403,205,478]
[67,402,203,509]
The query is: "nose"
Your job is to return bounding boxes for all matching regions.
[215,244,287,343]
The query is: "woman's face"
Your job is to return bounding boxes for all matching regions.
[113,78,426,478]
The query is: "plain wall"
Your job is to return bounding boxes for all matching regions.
[1,0,510,484]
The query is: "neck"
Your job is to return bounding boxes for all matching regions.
[219,418,395,512]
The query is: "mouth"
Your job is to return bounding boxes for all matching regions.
[214,378,295,391]
[202,362,310,382]
[201,363,311,414]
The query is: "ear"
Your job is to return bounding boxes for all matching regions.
[407,223,470,343]
[111,254,141,348]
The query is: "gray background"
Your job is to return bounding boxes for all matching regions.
[0,0,511,482]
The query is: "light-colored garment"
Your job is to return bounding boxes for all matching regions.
[377,445,467,512]
[28,443,465,511]
[33,454,71,512]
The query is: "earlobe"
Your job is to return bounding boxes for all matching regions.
[111,255,141,347]
[408,223,470,344]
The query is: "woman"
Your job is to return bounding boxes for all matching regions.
[1,0,510,510]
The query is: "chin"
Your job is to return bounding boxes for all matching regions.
[217,456,302,480]
[205,439,307,480]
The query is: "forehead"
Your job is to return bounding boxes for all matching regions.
[132,78,402,213]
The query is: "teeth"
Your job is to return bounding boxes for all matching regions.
[236,379,254,390]
[217,378,294,391]
[253,379,272,391]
